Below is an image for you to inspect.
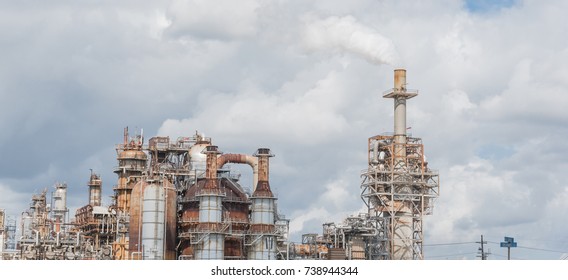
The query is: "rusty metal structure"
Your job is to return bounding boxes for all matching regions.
[9,129,288,260]
[5,69,437,261]
[294,69,440,260]
[102,129,288,260]
[178,141,287,260]
[0,211,18,260]
[360,69,440,260]
[15,185,99,260]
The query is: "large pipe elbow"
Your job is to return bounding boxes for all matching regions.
[216,154,259,188]
[217,154,257,168]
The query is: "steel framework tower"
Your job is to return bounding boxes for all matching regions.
[360,69,440,260]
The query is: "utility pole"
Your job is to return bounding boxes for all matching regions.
[477,235,488,260]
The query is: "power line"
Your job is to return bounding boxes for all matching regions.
[516,245,568,254]
[487,241,568,254]
[424,241,477,246]
[425,252,478,259]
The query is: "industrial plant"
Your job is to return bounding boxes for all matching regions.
[290,69,440,260]
[0,69,439,260]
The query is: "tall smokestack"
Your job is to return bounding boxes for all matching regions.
[384,69,418,169]
[196,145,225,260]
[253,148,274,197]
[248,148,277,260]
[393,69,407,139]
[360,68,440,260]
[384,69,420,260]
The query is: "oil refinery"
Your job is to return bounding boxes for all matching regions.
[0,69,439,260]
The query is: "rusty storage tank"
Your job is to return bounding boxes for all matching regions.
[129,179,176,260]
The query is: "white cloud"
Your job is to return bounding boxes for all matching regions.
[165,0,260,40]
[301,15,399,65]
[158,69,351,146]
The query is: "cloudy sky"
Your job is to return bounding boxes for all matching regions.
[1,0,567,260]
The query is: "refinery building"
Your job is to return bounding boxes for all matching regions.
[0,69,439,260]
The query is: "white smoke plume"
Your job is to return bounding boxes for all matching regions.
[302,15,399,65]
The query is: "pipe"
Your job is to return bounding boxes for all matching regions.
[216,153,259,189]
[204,146,221,182]
[372,140,387,164]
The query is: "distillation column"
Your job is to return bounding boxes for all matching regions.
[52,183,68,233]
[195,145,226,259]
[113,127,147,260]
[88,172,102,207]
[248,148,277,260]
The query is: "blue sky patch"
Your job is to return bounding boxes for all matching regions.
[465,0,518,13]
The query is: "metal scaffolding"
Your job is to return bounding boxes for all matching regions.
[359,69,439,260]
[360,135,439,259]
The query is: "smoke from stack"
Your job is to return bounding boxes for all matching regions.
[302,15,399,65]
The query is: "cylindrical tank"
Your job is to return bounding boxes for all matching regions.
[248,196,277,260]
[130,179,177,260]
[250,197,275,225]
[88,173,102,207]
[52,183,67,214]
[141,183,165,260]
